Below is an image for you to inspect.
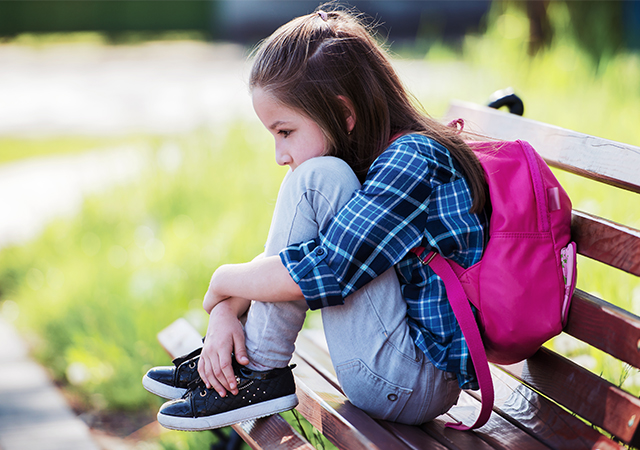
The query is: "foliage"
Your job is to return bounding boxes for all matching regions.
[420,2,640,149]
[0,135,144,165]
[281,410,338,450]
[0,125,285,414]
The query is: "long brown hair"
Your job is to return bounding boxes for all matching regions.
[249,5,487,214]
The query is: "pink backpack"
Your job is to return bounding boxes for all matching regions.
[413,139,577,430]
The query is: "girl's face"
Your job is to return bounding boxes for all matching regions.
[252,87,327,171]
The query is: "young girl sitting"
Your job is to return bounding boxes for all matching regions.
[143,6,489,431]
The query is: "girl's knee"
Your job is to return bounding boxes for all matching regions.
[281,156,361,224]
[293,156,360,192]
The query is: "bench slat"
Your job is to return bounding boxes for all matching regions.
[443,392,550,450]
[378,422,450,450]
[292,353,418,450]
[571,210,640,276]
[500,348,640,447]
[421,415,505,450]
[295,333,499,449]
[489,365,623,450]
[565,290,640,369]
[298,330,542,450]
[232,417,315,450]
[445,100,640,194]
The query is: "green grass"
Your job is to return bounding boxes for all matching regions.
[0,1,639,447]
[414,1,640,149]
[4,30,209,47]
[1,124,284,409]
[0,135,147,165]
[0,125,286,448]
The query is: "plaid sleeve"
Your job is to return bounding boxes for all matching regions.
[279,238,344,310]
[280,136,455,310]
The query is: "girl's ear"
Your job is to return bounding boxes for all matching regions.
[337,95,356,133]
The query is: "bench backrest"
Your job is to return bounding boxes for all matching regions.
[445,101,640,447]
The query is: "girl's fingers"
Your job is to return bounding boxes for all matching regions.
[218,352,238,395]
[198,353,228,397]
[233,330,250,366]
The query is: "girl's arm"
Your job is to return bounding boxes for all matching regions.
[203,256,303,313]
[280,140,445,310]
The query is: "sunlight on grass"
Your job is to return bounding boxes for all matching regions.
[0,125,285,414]
[8,30,208,47]
[421,2,640,149]
[0,135,147,165]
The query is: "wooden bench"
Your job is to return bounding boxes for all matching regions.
[157,97,640,450]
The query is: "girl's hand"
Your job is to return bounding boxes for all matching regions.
[198,300,250,397]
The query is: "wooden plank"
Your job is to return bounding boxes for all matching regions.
[378,422,450,450]
[500,348,640,447]
[421,414,501,450]
[489,365,623,450]
[158,319,314,450]
[157,318,203,357]
[233,416,315,450]
[294,340,342,393]
[298,329,541,450]
[444,100,640,194]
[296,331,457,449]
[571,210,640,276]
[292,353,415,450]
[564,290,640,370]
[439,391,549,450]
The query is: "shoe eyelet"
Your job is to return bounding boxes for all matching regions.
[189,362,196,369]
[200,390,207,397]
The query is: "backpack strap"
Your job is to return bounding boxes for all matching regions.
[425,251,494,430]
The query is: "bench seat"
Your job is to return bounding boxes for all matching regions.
[157,98,640,450]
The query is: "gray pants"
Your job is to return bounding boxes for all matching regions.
[244,156,460,425]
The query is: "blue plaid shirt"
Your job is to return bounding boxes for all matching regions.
[280,134,487,389]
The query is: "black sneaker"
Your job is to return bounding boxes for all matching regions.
[142,347,202,399]
[156,361,298,431]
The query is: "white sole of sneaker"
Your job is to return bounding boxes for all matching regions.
[142,374,188,400]
[157,393,299,431]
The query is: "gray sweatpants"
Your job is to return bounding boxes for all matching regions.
[244,156,460,425]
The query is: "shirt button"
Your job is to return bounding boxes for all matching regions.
[387,393,398,402]
[315,247,325,256]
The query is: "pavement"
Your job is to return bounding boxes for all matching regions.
[0,316,101,450]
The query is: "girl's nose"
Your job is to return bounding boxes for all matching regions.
[275,147,292,166]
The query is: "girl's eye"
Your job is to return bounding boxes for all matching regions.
[278,130,292,138]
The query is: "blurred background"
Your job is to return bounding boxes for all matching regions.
[0,1,639,449]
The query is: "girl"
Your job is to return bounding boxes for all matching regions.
[144,6,489,431]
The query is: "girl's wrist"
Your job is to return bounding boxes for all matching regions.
[211,301,233,320]
[212,297,250,319]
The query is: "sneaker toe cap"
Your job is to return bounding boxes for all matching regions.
[146,366,175,385]
[159,398,193,418]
